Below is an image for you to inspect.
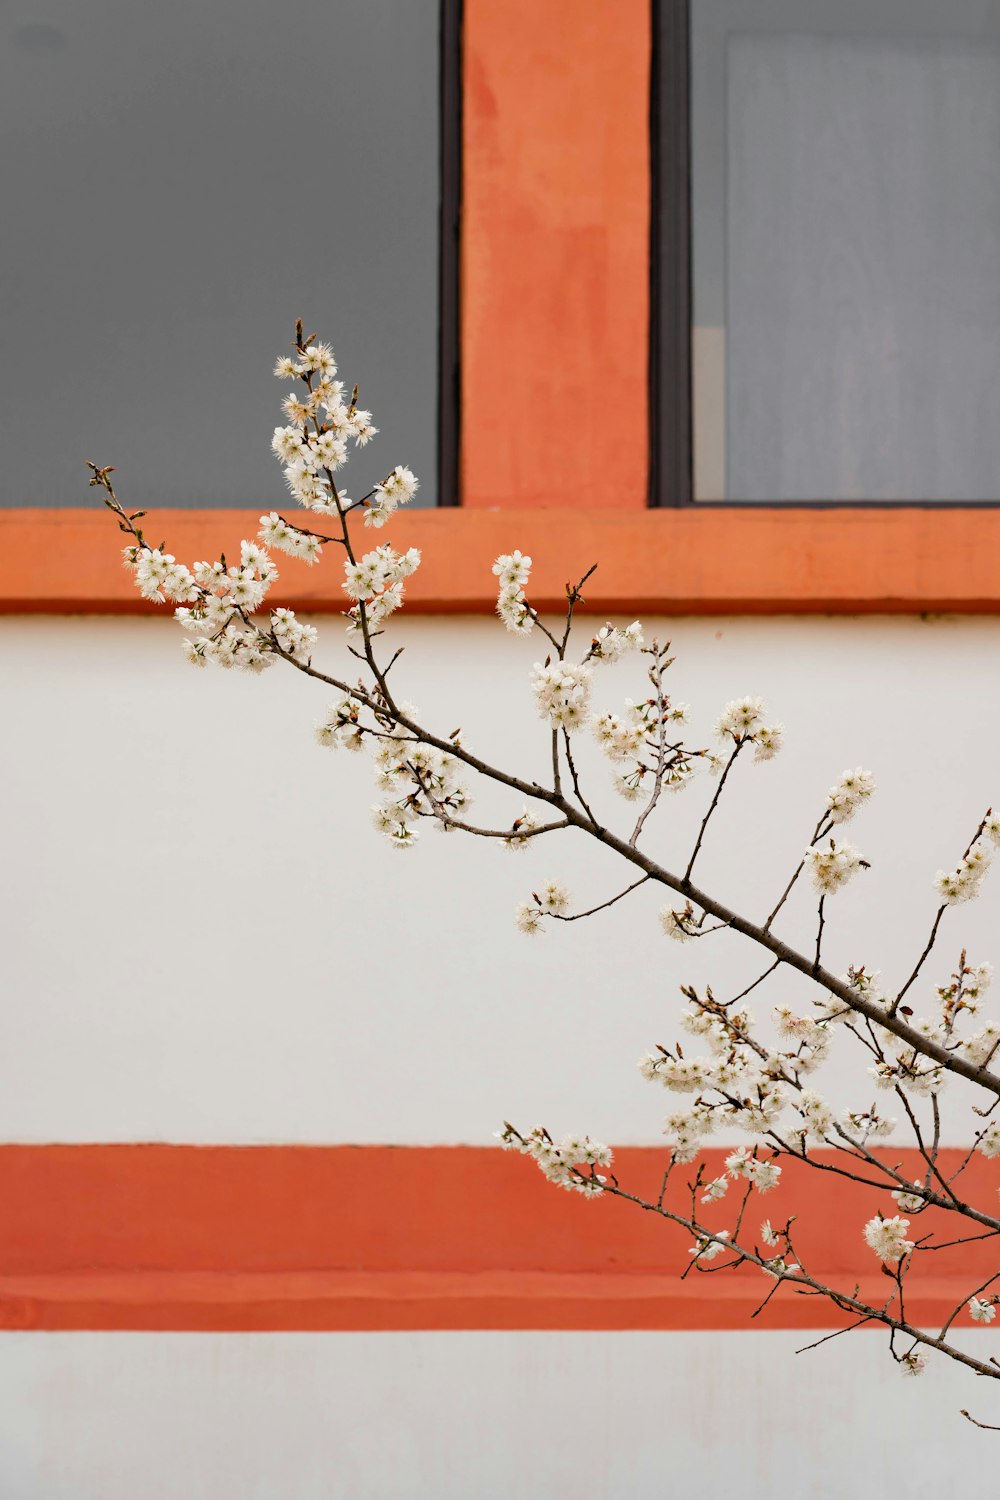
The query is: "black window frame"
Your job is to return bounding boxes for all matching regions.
[438,0,463,507]
[648,0,1000,510]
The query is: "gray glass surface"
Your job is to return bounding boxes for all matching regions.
[1,0,440,508]
[692,0,1000,501]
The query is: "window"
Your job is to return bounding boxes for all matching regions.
[0,0,459,509]
[653,0,1000,504]
[6,1,1000,617]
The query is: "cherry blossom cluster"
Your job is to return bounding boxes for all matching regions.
[110,330,424,676]
[125,538,291,672]
[493,551,534,634]
[934,815,1000,905]
[589,622,645,661]
[127,545,198,604]
[594,690,695,803]
[616,937,1000,1342]
[317,703,475,851]
[530,661,593,732]
[804,840,866,896]
[863,1214,914,1262]
[314,697,364,753]
[500,807,542,853]
[342,544,422,631]
[515,881,570,934]
[271,339,386,512]
[826,767,876,823]
[659,903,709,943]
[368,733,473,850]
[714,695,785,762]
[497,1124,611,1197]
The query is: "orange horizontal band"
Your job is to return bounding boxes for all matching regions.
[4,506,1000,616]
[0,1144,992,1331]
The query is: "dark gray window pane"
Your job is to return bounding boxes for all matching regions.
[1,0,440,508]
[691,0,1000,502]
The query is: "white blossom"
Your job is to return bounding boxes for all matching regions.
[804,841,866,895]
[299,340,337,377]
[715,696,765,741]
[371,804,419,849]
[493,552,535,633]
[492,551,532,588]
[651,1056,715,1093]
[969,1297,997,1324]
[530,661,592,732]
[863,1214,913,1262]
[659,904,697,942]
[270,606,317,663]
[312,430,348,469]
[891,1180,926,1214]
[515,903,543,935]
[315,696,365,751]
[536,880,570,915]
[797,1090,834,1139]
[365,465,419,528]
[258,512,323,564]
[501,808,541,852]
[505,1126,610,1197]
[689,1230,730,1262]
[282,392,316,427]
[826,767,875,824]
[726,1148,782,1192]
[841,1108,896,1143]
[762,1255,800,1279]
[590,622,644,661]
[963,1023,1000,1068]
[182,638,210,667]
[593,706,647,763]
[341,546,420,626]
[934,839,993,905]
[753,724,785,762]
[271,424,305,463]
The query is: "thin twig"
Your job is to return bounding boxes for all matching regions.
[684,741,744,884]
[550,876,651,924]
[962,1411,1000,1432]
[562,730,597,822]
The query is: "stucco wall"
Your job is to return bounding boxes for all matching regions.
[2,612,997,1144]
[0,1329,991,1498]
[2,611,999,1494]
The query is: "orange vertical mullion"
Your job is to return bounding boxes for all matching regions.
[461,1,651,510]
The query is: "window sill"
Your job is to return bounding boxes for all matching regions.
[3,506,1000,616]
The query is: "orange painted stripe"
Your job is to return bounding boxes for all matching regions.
[5,506,1000,616]
[461,0,651,510]
[0,1144,993,1331]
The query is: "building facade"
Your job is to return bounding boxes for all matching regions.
[1,2,998,1493]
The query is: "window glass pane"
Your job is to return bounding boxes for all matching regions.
[692,0,1000,501]
[1,0,440,508]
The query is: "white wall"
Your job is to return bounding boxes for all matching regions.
[2,613,999,1144]
[0,1329,993,1499]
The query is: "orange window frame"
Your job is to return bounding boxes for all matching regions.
[2,0,999,617]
